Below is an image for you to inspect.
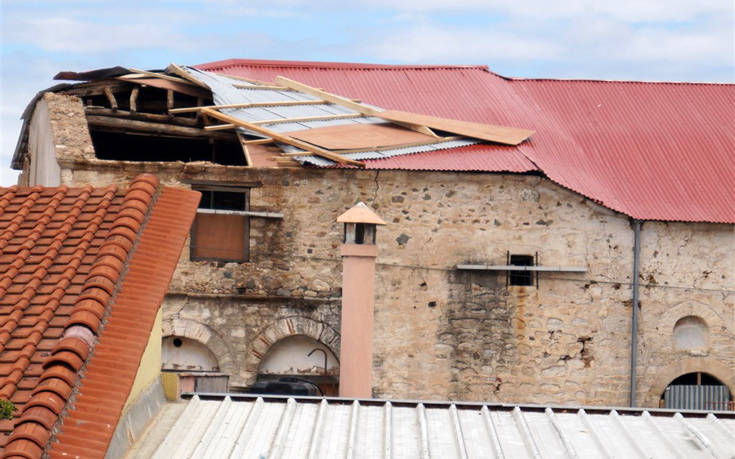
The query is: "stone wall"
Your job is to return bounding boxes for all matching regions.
[26,94,735,406]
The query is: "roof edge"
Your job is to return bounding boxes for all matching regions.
[195,58,490,72]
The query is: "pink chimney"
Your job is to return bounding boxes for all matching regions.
[337,202,386,398]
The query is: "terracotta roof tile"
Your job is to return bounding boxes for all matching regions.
[0,175,200,458]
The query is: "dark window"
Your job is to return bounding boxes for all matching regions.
[191,186,249,262]
[509,254,534,286]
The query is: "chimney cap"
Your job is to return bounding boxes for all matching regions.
[337,202,386,225]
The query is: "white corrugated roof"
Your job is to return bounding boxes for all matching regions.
[128,395,735,458]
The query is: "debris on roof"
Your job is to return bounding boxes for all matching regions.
[129,394,735,458]
[0,175,200,458]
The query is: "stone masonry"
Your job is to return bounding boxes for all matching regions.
[17,93,735,407]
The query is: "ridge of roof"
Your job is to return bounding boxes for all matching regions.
[0,175,200,458]
[196,58,490,72]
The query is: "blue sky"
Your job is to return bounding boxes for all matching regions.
[1,0,733,184]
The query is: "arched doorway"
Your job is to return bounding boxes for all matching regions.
[661,372,733,411]
[162,335,228,393]
[256,335,339,396]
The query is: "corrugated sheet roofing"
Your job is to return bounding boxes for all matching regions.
[0,175,200,458]
[196,59,735,223]
[129,395,735,459]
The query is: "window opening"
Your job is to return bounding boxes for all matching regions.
[509,254,534,286]
[660,372,732,411]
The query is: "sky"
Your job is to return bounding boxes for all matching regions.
[1,0,733,185]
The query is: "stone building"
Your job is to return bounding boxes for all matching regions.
[8,60,734,409]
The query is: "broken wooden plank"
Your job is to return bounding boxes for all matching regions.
[86,115,235,139]
[103,86,118,111]
[274,76,438,138]
[167,89,174,111]
[205,124,237,131]
[120,77,211,99]
[287,123,434,150]
[253,113,363,126]
[233,84,294,91]
[376,110,535,146]
[126,67,194,85]
[165,63,211,88]
[200,108,363,167]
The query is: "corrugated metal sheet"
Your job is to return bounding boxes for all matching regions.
[665,385,732,411]
[129,395,735,458]
[195,59,735,223]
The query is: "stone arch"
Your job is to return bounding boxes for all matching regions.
[246,316,340,379]
[162,317,236,376]
[644,357,735,407]
[659,300,729,338]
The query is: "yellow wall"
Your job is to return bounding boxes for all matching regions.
[123,308,162,410]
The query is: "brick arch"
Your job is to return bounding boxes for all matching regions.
[246,316,340,377]
[644,357,735,407]
[162,317,236,376]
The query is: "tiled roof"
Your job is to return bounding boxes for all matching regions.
[196,59,735,224]
[0,175,200,458]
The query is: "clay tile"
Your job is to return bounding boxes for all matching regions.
[77,287,111,308]
[31,378,73,400]
[88,264,120,283]
[51,337,90,360]
[96,244,128,262]
[119,207,146,224]
[67,311,101,333]
[95,254,125,272]
[7,420,51,448]
[18,406,57,430]
[2,438,43,458]
[102,234,134,253]
[73,299,106,321]
[83,275,116,295]
[24,392,65,415]
[38,365,77,387]
[123,198,150,216]
[132,173,159,189]
[125,189,153,206]
[108,226,138,245]
[42,351,84,372]
[80,232,95,243]
[114,216,141,233]
[128,181,157,197]
[20,290,35,301]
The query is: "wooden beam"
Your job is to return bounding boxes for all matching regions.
[274,76,437,137]
[281,135,462,155]
[253,113,363,126]
[204,124,236,131]
[85,107,199,126]
[86,115,235,140]
[233,84,294,91]
[164,63,211,88]
[61,80,131,97]
[103,86,118,111]
[236,132,253,167]
[129,87,139,113]
[125,68,194,85]
[167,89,174,111]
[240,138,273,145]
[168,99,360,114]
[200,108,363,167]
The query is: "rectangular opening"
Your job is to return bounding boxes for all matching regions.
[191,186,249,262]
[509,254,534,286]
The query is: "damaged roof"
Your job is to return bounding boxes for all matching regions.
[195,59,735,224]
[0,175,199,458]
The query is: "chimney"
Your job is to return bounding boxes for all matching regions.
[337,202,386,398]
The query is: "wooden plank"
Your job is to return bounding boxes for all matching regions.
[282,135,462,155]
[168,99,357,114]
[288,123,434,150]
[200,108,363,167]
[376,110,535,146]
[236,132,253,167]
[165,63,211,88]
[86,115,235,139]
[204,124,236,131]
[274,76,377,115]
[85,107,199,126]
[233,84,293,91]
[167,89,174,111]
[122,77,211,99]
[274,76,437,137]
[103,86,118,111]
[126,68,194,85]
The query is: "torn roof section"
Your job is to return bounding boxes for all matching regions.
[0,175,200,458]
[179,66,534,167]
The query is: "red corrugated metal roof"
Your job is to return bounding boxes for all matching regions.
[196,59,735,223]
[0,175,200,458]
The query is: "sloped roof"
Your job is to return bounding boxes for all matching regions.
[0,175,200,458]
[196,59,735,224]
[129,394,735,458]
